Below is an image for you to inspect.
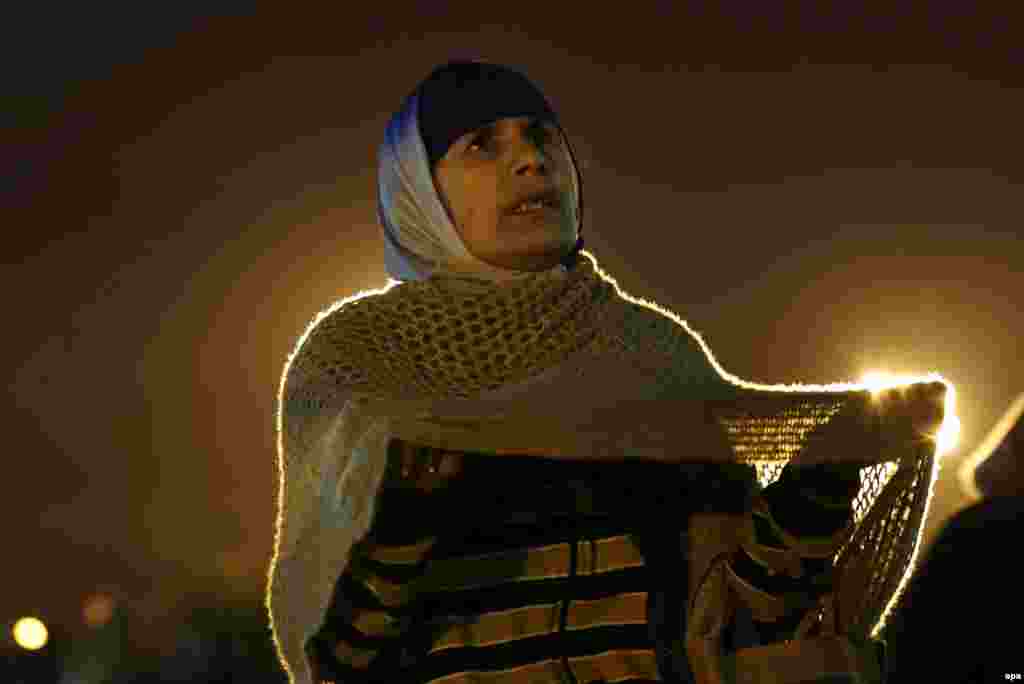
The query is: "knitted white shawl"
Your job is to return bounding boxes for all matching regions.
[265,249,948,684]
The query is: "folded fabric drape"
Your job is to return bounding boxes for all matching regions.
[268,249,946,684]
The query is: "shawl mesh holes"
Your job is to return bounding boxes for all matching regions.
[274,254,943,680]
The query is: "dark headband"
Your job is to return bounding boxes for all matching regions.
[416,60,559,169]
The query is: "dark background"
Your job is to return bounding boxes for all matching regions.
[6,3,1022,679]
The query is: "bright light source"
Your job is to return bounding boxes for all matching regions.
[12,616,48,651]
[933,397,962,458]
[859,370,960,457]
[859,371,920,395]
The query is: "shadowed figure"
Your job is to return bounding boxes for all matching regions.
[883,392,1024,682]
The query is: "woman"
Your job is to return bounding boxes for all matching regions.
[267,60,924,684]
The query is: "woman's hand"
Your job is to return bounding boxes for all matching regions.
[385,438,463,492]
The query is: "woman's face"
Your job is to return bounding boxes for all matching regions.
[432,116,578,272]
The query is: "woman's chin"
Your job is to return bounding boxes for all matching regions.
[478,246,569,272]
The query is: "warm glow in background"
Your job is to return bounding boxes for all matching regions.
[8,5,1022,658]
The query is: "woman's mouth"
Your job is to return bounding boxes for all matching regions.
[508,197,560,215]
[507,191,565,215]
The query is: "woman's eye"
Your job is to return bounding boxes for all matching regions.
[468,134,489,152]
[466,125,555,154]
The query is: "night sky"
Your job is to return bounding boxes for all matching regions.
[7,4,1023,651]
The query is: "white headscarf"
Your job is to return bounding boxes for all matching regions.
[376,89,581,284]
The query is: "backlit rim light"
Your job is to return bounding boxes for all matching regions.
[859,370,960,458]
[273,250,962,474]
[269,250,963,661]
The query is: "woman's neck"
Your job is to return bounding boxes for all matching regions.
[431,258,567,290]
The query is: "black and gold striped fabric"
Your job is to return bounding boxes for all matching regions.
[307,446,758,683]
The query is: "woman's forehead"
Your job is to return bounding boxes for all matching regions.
[466,115,557,134]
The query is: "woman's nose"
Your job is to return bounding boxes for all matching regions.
[512,143,550,176]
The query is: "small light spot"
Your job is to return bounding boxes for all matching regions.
[13,616,48,650]
[83,593,116,628]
